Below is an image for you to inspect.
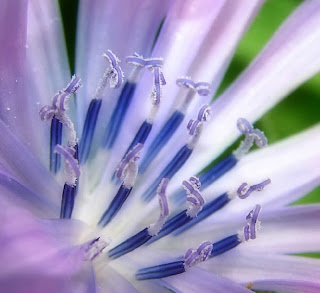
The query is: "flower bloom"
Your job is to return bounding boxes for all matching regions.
[1,0,320,292]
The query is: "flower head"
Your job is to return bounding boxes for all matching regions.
[1,0,320,292]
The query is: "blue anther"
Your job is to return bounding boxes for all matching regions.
[126,120,152,153]
[50,116,62,173]
[136,260,185,280]
[173,154,238,205]
[147,210,192,244]
[60,183,76,219]
[103,82,137,149]
[209,234,241,257]
[79,98,102,164]
[98,184,132,227]
[139,110,185,173]
[142,145,193,202]
[108,228,152,259]
[173,193,231,235]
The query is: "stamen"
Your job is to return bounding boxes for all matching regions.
[137,207,262,281]
[136,261,185,280]
[115,121,152,172]
[175,179,270,235]
[173,193,231,236]
[113,55,166,174]
[103,81,137,149]
[95,50,124,97]
[233,118,268,159]
[237,179,271,199]
[39,75,81,122]
[39,75,81,170]
[54,144,80,186]
[148,177,204,243]
[99,144,142,227]
[108,178,169,259]
[209,234,241,258]
[142,106,210,202]
[139,78,210,174]
[81,237,109,261]
[174,119,267,205]
[50,116,62,173]
[60,183,76,219]
[139,110,185,174]
[243,204,262,241]
[79,50,123,163]
[182,177,205,218]
[184,241,213,268]
[115,143,143,187]
[187,105,211,149]
[78,98,102,163]
[98,184,132,227]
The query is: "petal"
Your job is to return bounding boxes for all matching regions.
[249,205,320,254]
[251,279,320,293]
[0,1,31,144]
[94,261,138,293]
[178,0,320,180]
[0,170,59,218]
[200,252,320,284]
[26,0,71,163]
[27,0,70,106]
[0,202,97,293]
[0,119,62,206]
[159,267,253,293]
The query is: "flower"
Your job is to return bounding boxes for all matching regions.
[1,0,320,292]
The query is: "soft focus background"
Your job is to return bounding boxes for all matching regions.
[57,0,320,290]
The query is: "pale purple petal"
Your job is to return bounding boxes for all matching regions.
[0,119,62,206]
[0,202,96,293]
[158,267,253,293]
[200,252,320,285]
[251,279,320,293]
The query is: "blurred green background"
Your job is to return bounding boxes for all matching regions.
[57,0,320,291]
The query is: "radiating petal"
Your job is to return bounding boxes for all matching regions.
[26,0,71,164]
[0,202,96,293]
[0,170,59,218]
[251,279,320,293]
[0,119,62,206]
[176,0,320,181]
[159,267,253,293]
[248,205,320,254]
[0,1,34,147]
[200,252,320,285]
[94,261,138,293]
